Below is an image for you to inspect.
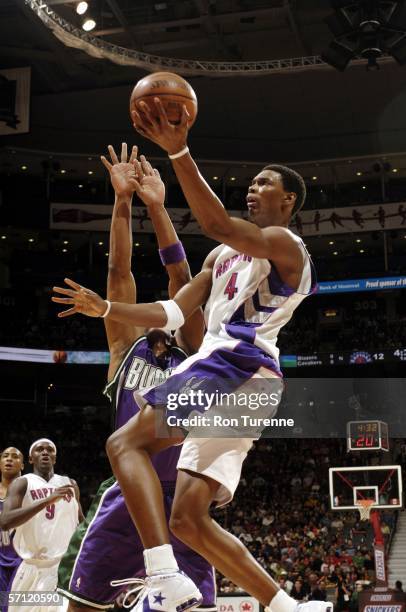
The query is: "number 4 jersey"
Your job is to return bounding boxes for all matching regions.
[12,474,78,562]
[203,233,317,364]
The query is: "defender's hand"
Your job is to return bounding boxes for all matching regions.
[131,97,189,156]
[133,155,165,210]
[52,278,108,318]
[101,143,139,197]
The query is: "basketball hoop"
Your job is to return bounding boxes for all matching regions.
[356,499,376,521]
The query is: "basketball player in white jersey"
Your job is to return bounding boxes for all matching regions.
[51,101,332,612]
[0,439,82,612]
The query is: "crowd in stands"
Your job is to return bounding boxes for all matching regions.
[214,439,405,607]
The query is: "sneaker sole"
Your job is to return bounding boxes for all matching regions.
[176,593,203,612]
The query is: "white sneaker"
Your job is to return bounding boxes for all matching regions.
[111,571,203,612]
[296,601,334,612]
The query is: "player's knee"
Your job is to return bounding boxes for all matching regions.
[106,429,126,463]
[169,510,195,542]
[169,506,202,545]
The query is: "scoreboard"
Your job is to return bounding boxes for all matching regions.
[280,347,406,368]
[347,420,389,452]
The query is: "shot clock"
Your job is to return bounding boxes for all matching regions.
[347,420,389,452]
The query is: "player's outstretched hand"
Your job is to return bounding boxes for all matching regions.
[101,143,139,197]
[48,485,75,503]
[133,154,165,211]
[52,278,108,318]
[131,97,190,156]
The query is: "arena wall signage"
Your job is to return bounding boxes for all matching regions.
[0,67,31,135]
[50,201,406,236]
[1,347,405,367]
[317,276,406,293]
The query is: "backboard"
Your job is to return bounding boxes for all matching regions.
[329,465,403,511]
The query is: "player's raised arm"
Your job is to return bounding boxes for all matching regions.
[131,100,304,281]
[133,154,204,354]
[101,143,142,381]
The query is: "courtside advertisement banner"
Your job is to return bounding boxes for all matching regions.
[217,596,259,612]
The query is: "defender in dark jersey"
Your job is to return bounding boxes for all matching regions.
[57,145,215,611]
[0,447,24,611]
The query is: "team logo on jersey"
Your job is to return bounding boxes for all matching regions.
[124,357,174,390]
[76,577,81,589]
[215,253,252,278]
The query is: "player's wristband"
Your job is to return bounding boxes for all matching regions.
[159,242,186,266]
[168,146,189,160]
[101,300,112,318]
[157,300,185,330]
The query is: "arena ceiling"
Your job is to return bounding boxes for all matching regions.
[1,0,406,162]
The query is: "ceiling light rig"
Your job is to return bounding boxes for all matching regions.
[82,17,96,31]
[76,1,88,15]
[322,0,406,71]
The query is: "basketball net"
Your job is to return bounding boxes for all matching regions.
[356,499,376,521]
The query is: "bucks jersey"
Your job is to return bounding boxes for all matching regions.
[13,474,78,561]
[0,497,20,569]
[104,336,188,482]
[202,231,317,364]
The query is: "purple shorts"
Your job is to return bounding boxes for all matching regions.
[0,561,21,612]
[57,478,216,609]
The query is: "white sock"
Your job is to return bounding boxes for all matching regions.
[144,544,179,576]
[268,589,297,612]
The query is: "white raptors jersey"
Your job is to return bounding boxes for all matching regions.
[203,231,317,363]
[13,473,78,561]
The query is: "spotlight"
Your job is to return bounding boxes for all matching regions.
[393,168,398,173]
[82,18,96,31]
[76,1,88,15]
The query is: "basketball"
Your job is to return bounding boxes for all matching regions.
[53,350,67,364]
[129,72,198,127]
